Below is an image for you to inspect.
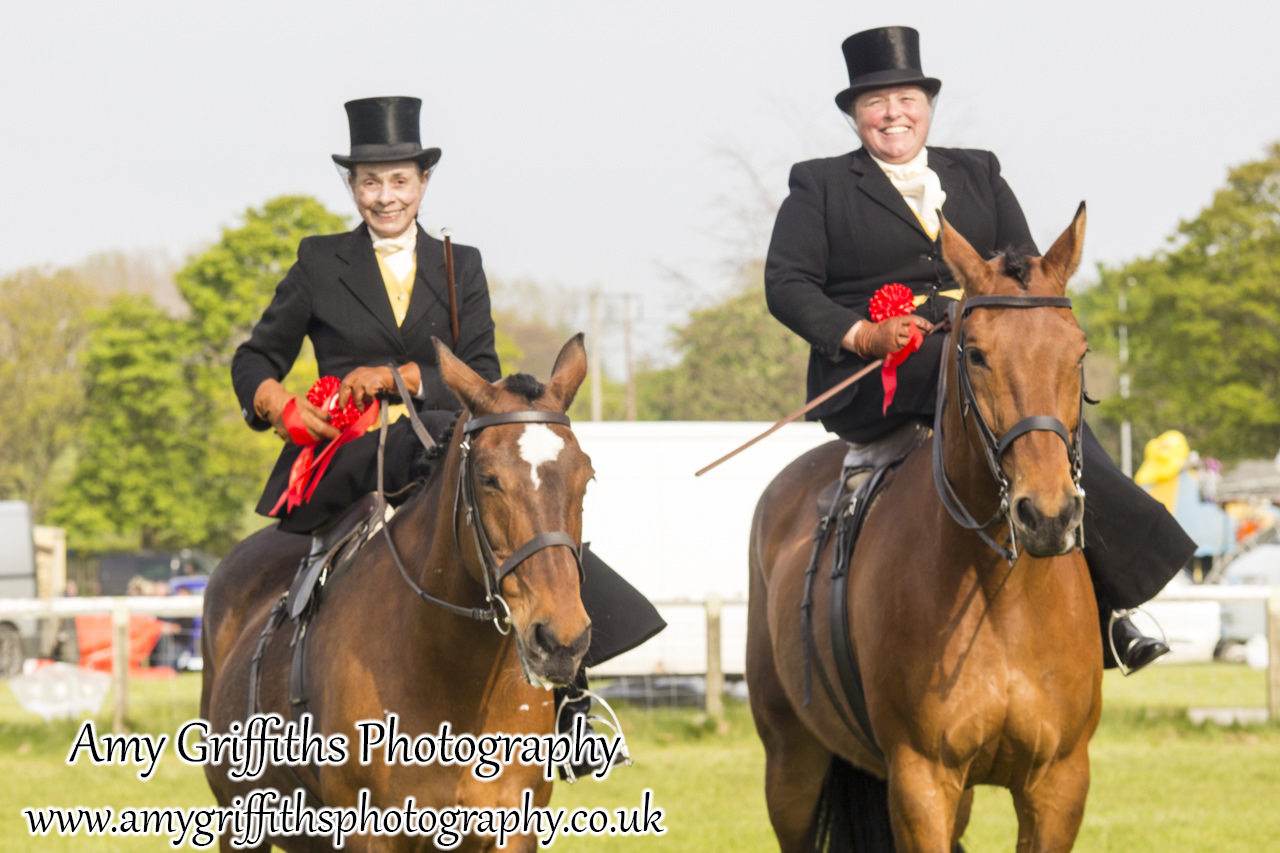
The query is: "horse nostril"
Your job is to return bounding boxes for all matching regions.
[1015,497,1040,531]
[532,621,557,656]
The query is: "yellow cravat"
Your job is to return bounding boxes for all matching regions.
[372,254,418,426]
[375,253,417,327]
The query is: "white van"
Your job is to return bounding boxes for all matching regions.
[0,501,39,676]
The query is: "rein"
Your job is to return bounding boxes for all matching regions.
[931,295,1085,564]
[378,368,582,633]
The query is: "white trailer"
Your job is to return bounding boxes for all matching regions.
[574,421,833,676]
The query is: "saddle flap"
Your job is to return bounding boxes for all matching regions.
[842,419,931,473]
[286,493,385,621]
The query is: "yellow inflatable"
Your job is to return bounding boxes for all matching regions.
[1134,430,1191,513]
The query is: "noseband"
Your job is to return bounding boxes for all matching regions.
[932,295,1085,564]
[378,370,583,634]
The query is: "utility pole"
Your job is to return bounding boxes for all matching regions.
[623,293,636,421]
[589,291,603,422]
[1119,277,1134,477]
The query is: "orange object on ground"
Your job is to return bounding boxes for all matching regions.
[74,614,176,679]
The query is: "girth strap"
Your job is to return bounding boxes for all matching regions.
[828,464,893,762]
[800,449,925,765]
[248,593,288,719]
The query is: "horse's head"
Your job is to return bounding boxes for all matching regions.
[436,334,594,688]
[939,205,1090,558]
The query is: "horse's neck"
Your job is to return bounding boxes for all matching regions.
[398,442,491,614]
[359,453,517,700]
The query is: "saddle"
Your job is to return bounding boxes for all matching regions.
[244,493,387,805]
[802,420,931,761]
[286,493,387,621]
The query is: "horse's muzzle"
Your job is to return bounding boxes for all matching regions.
[519,620,591,688]
[1012,491,1084,558]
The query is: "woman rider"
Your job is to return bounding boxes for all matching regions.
[233,96,497,531]
[763,28,1193,673]
[232,97,663,770]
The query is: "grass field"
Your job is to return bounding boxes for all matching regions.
[2,664,1277,851]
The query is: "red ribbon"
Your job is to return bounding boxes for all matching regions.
[868,283,922,415]
[269,379,380,517]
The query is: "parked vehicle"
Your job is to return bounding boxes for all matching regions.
[97,550,217,596]
[1218,543,1280,645]
[0,502,39,676]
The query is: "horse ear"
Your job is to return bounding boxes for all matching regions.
[939,211,994,296]
[433,337,499,415]
[543,334,588,414]
[1040,202,1087,291]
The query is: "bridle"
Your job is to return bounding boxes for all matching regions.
[931,295,1086,564]
[378,370,583,634]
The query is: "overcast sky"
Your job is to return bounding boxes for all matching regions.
[3,0,1277,367]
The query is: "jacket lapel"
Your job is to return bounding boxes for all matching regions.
[849,148,931,241]
[927,148,967,233]
[400,226,450,343]
[335,224,403,344]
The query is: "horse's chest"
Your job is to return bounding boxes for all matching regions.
[934,659,1091,786]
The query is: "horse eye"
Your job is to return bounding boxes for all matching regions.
[480,474,501,491]
[966,348,988,368]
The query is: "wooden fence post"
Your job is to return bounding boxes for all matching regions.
[112,601,129,733]
[705,594,723,719]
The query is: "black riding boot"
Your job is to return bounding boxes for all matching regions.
[1107,611,1170,675]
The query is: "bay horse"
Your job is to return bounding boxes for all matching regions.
[201,336,595,852]
[747,207,1103,852]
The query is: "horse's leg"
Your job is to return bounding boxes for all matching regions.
[747,592,830,850]
[953,788,974,851]
[886,749,965,853]
[756,703,832,851]
[1010,748,1090,853]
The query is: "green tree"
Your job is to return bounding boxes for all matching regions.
[49,297,207,547]
[1078,143,1280,462]
[177,195,349,358]
[51,196,348,552]
[638,261,810,420]
[0,269,99,517]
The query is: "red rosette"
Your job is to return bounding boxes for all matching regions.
[306,375,341,410]
[270,378,381,518]
[868,282,916,322]
[306,375,369,430]
[868,283,923,416]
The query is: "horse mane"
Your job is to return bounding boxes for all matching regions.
[997,248,1033,290]
[405,372,545,481]
[410,414,459,479]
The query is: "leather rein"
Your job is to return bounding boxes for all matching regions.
[931,295,1086,564]
[377,369,583,634]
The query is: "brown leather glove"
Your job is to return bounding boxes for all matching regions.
[253,379,338,444]
[337,364,422,409]
[849,315,934,360]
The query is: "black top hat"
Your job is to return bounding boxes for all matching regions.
[834,27,941,113]
[331,96,441,171]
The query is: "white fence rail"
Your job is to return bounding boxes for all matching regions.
[2,586,1277,726]
[0,596,203,732]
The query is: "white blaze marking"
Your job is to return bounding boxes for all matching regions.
[518,424,565,490]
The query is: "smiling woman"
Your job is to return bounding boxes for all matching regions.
[350,163,429,240]
[762,20,1194,717]
[233,96,492,534]
[850,86,932,166]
